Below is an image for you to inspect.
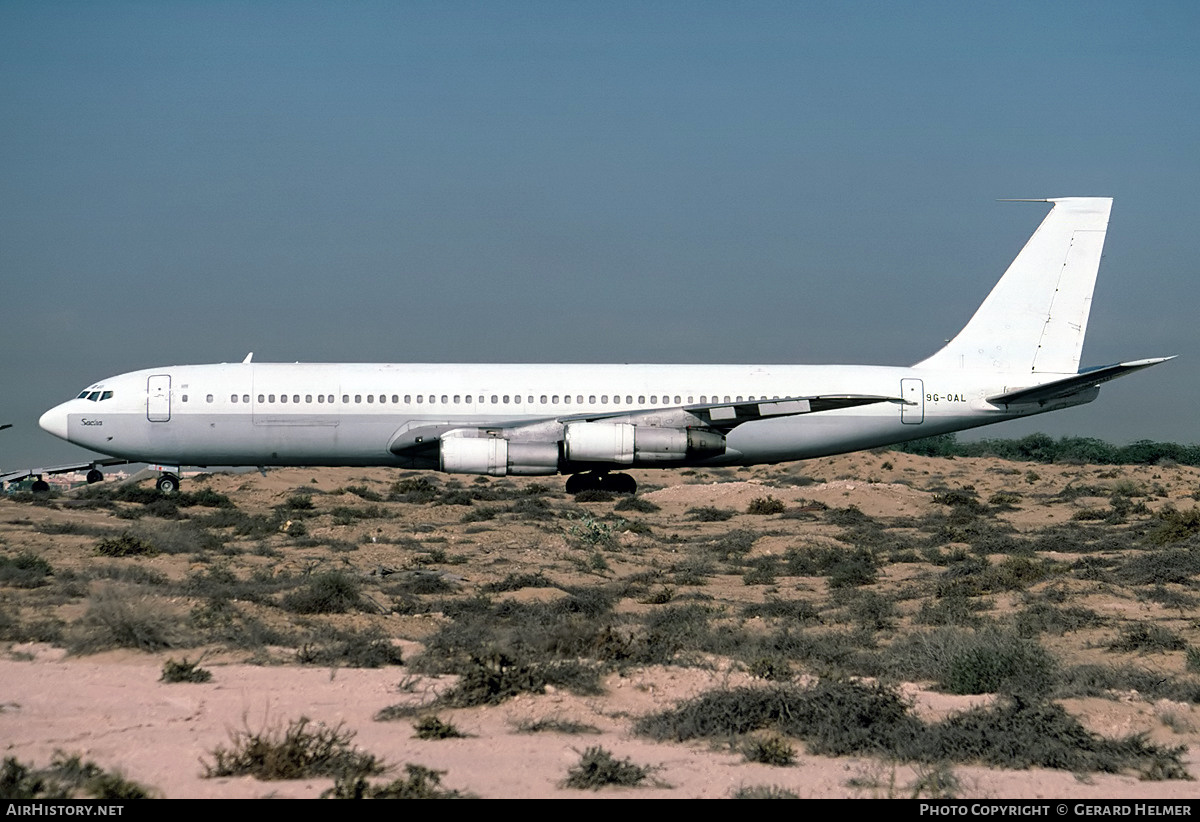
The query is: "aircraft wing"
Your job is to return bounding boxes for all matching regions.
[388,394,903,456]
[1,458,131,485]
[561,394,904,432]
[987,357,1175,407]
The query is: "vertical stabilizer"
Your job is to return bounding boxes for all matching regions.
[915,197,1112,374]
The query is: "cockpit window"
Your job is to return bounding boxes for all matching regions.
[77,391,90,399]
[86,391,102,401]
[100,391,113,401]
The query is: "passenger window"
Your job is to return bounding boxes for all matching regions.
[442,395,448,404]
[317,395,324,403]
[552,395,559,403]
[367,395,374,403]
[280,395,288,403]
[687,396,693,403]
[429,395,436,404]
[492,395,498,403]
[416,395,423,403]
[354,395,361,403]
[342,395,349,404]
[306,395,312,403]
[540,395,547,404]
[454,395,461,404]
[650,396,657,404]
[588,395,596,404]
[182,395,188,403]
[724,396,730,403]
[404,395,411,403]
[205,394,212,402]
[736,396,743,402]
[231,394,238,403]
[392,395,398,403]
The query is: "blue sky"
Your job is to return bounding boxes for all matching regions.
[2,1,1198,468]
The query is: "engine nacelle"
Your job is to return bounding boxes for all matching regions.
[439,436,558,476]
[564,422,725,465]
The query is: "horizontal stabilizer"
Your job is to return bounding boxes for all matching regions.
[987,357,1174,406]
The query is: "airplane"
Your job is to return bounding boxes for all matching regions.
[36,197,1172,496]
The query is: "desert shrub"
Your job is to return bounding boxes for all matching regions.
[614,496,660,513]
[742,598,821,623]
[295,625,403,668]
[388,477,440,504]
[1115,546,1200,586]
[742,557,779,585]
[323,764,467,799]
[412,716,464,739]
[941,635,1057,698]
[747,496,786,515]
[1015,602,1106,637]
[1108,622,1187,653]
[515,718,601,735]
[281,571,363,614]
[68,587,191,654]
[731,784,800,799]
[204,717,384,780]
[923,700,1189,776]
[95,533,157,557]
[783,544,878,587]
[0,753,150,799]
[1148,506,1200,545]
[887,629,1057,699]
[562,747,656,790]
[133,520,224,554]
[0,553,53,588]
[160,657,212,683]
[636,680,921,758]
[741,734,796,766]
[686,506,735,522]
[482,571,555,593]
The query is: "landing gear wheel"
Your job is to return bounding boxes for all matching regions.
[31,479,50,493]
[609,473,637,495]
[156,473,180,494]
[565,471,638,495]
[86,469,104,484]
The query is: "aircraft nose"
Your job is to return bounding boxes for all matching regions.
[39,404,70,442]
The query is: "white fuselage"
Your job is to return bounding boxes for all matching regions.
[38,361,1091,471]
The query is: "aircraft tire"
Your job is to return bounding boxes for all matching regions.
[31,479,50,493]
[86,469,104,484]
[608,473,637,495]
[156,473,180,494]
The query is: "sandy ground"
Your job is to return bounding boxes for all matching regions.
[4,454,1200,798]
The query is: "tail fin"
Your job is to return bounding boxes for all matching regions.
[915,197,1113,374]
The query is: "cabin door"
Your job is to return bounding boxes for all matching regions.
[900,378,924,424]
[147,375,171,422]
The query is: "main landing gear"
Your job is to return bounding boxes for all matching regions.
[155,473,181,494]
[565,471,637,495]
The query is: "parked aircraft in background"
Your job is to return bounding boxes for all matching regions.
[35,198,1171,495]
